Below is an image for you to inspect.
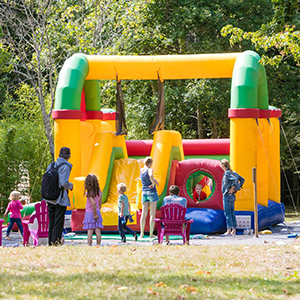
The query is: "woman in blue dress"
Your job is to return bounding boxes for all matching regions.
[140,156,159,239]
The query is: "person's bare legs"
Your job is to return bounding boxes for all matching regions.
[87,229,93,246]
[165,235,170,244]
[140,202,149,238]
[231,228,236,235]
[95,228,101,245]
[224,228,232,235]
[149,202,157,238]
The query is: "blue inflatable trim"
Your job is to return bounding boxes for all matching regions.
[186,200,285,234]
[186,208,226,234]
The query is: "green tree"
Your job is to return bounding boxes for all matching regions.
[119,0,274,140]
[0,83,51,211]
[0,0,59,159]
[0,0,146,158]
[0,39,12,116]
[221,0,300,65]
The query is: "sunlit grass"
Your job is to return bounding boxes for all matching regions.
[285,206,300,223]
[0,243,300,299]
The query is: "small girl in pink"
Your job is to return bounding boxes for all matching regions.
[4,191,23,241]
[82,174,104,246]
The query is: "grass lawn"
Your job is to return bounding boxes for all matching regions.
[1,242,300,300]
[284,207,300,223]
[0,206,299,299]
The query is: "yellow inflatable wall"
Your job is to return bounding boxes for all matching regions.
[101,159,143,226]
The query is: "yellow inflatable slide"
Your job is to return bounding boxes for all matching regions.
[73,128,184,227]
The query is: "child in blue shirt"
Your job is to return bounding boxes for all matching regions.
[163,185,187,208]
[162,185,188,244]
[117,183,137,243]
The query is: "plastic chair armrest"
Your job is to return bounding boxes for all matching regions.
[22,221,30,246]
[156,221,163,243]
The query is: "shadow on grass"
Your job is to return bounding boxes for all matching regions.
[1,267,299,299]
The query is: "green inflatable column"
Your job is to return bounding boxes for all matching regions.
[55,54,89,110]
[230,50,268,109]
[229,50,271,210]
[84,80,101,111]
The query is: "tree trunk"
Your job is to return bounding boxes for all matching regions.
[212,117,218,138]
[197,105,204,139]
[43,111,54,161]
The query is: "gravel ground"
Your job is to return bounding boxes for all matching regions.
[1,221,300,247]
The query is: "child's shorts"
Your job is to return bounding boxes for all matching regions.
[142,191,159,203]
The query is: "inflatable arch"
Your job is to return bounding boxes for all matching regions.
[175,159,224,210]
[53,50,284,233]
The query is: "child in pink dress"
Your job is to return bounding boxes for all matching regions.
[4,191,23,241]
[82,174,104,246]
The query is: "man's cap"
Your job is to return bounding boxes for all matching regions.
[59,147,71,158]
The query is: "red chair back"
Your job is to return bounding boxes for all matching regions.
[0,219,4,246]
[160,203,187,234]
[29,201,49,238]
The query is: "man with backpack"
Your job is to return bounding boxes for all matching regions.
[44,147,73,246]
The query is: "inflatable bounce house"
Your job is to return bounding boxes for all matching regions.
[51,50,284,234]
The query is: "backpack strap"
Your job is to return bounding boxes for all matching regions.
[54,162,70,196]
[55,162,69,170]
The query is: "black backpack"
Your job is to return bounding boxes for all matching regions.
[41,162,66,201]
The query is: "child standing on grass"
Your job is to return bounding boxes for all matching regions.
[117,183,137,243]
[82,174,104,246]
[4,191,23,241]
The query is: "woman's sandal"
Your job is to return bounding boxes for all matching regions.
[220,233,232,237]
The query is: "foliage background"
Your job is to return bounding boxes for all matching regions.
[0,0,299,212]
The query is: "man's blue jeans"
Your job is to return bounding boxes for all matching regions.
[223,193,237,229]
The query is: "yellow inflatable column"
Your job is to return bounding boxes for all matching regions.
[229,109,260,211]
[151,131,172,195]
[150,131,184,196]
[268,109,281,203]
[89,133,127,182]
[256,111,270,207]
[80,119,102,176]
[80,111,111,176]
[53,111,82,209]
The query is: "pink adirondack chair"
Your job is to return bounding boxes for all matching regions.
[0,219,4,246]
[22,201,49,246]
[155,203,193,245]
